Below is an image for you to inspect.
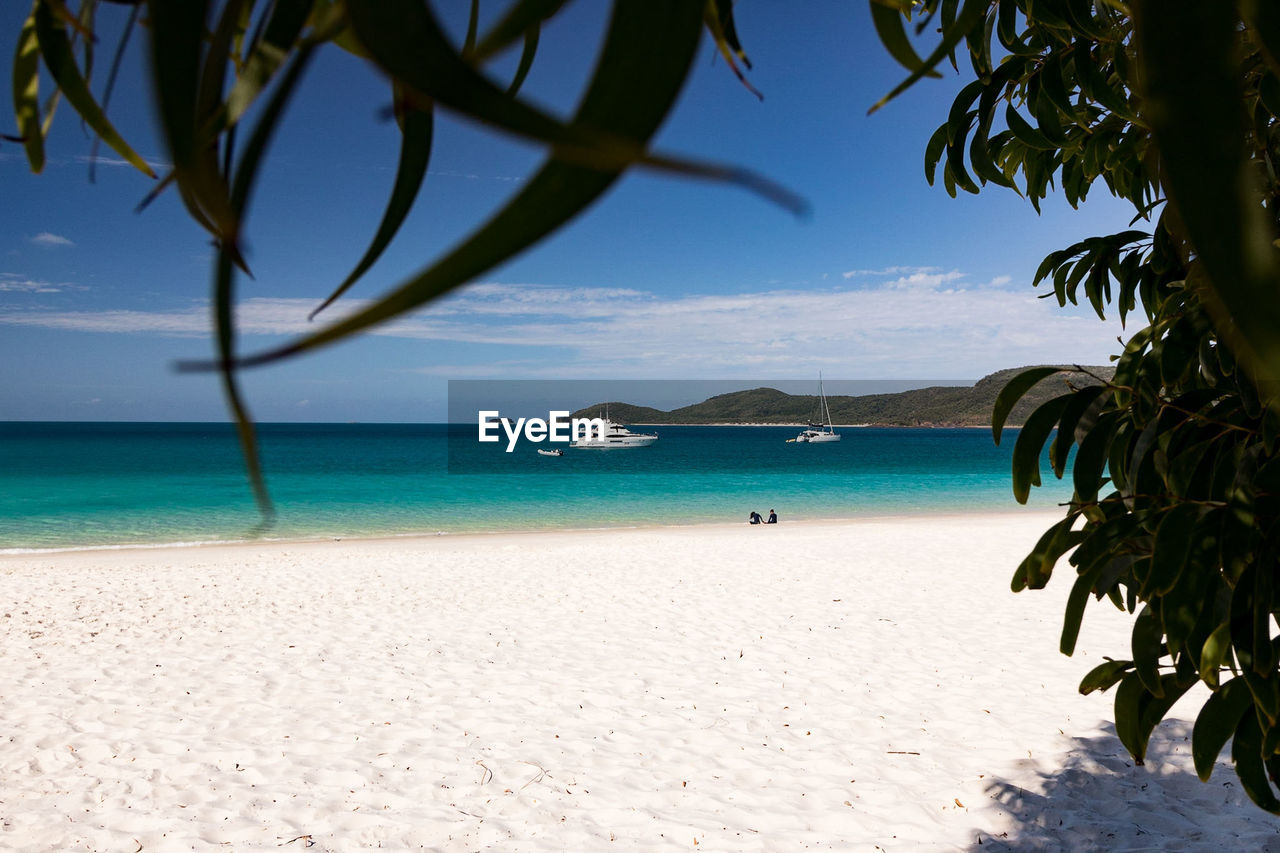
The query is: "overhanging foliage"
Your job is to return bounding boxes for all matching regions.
[870,0,1280,811]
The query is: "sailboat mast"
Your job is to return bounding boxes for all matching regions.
[820,371,833,428]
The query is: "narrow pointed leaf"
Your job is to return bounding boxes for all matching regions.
[1062,563,1101,654]
[210,43,318,524]
[221,0,311,135]
[312,92,433,319]
[35,2,155,177]
[471,0,566,61]
[13,4,43,172]
[506,24,539,96]
[189,0,708,371]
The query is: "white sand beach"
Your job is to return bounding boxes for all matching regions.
[3,512,1278,851]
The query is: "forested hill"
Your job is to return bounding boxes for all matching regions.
[571,366,1114,427]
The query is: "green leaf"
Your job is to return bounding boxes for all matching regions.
[1050,385,1106,477]
[870,1,943,78]
[1062,562,1101,654]
[1244,0,1280,79]
[1146,503,1202,596]
[35,1,155,177]
[1136,0,1280,383]
[1073,410,1118,502]
[1012,393,1074,504]
[869,0,991,114]
[311,90,433,319]
[506,23,540,96]
[1131,603,1165,696]
[1014,513,1084,593]
[1199,621,1233,689]
[463,0,479,55]
[1115,671,1193,764]
[924,122,948,185]
[221,0,313,132]
[1231,709,1280,812]
[1040,51,1075,118]
[211,42,319,527]
[471,0,566,62]
[992,366,1063,445]
[12,4,43,173]
[148,0,238,241]
[1005,103,1056,150]
[1079,658,1133,694]
[344,0,798,210]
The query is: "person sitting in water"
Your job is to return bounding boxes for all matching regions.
[749,511,763,524]
[767,509,777,524]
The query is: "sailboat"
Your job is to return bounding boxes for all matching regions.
[789,373,841,443]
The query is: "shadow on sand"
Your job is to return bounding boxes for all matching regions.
[965,720,1280,851]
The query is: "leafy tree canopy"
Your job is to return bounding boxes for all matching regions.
[871,0,1280,812]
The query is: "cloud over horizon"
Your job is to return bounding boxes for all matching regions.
[0,269,1132,378]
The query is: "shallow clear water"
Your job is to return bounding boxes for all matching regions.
[0,422,1068,551]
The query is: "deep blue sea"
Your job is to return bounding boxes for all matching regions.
[0,422,1068,551]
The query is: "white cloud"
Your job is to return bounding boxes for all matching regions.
[28,232,74,248]
[0,274,65,293]
[427,169,525,182]
[842,265,941,279]
[73,154,170,172]
[0,273,1134,377]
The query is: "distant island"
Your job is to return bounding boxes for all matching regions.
[571,366,1113,428]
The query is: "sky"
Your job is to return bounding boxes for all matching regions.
[0,2,1141,422]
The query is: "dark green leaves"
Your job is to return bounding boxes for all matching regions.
[310,90,434,320]
[35,1,155,177]
[1232,709,1280,812]
[873,0,1280,816]
[1115,671,1193,764]
[1135,0,1280,383]
[13,5,43,172]
[219,0,714,369]
[868,0,990,114]
[870,1,943,80]
[1012,392,1073,503]
[993,366,1063,444]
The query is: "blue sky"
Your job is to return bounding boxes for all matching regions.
[0,2,1138,422]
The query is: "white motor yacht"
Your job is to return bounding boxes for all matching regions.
[570,418,658,449]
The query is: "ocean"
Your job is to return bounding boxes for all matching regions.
[0,422,1069,552]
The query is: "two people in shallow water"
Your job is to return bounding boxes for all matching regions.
[748,509,778,525]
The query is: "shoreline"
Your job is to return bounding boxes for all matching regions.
[624,422,994,428]
[0,504,1060,559]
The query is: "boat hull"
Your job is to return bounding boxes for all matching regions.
[571,435,658,449]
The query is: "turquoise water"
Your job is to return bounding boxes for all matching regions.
[0,423,1068,551]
